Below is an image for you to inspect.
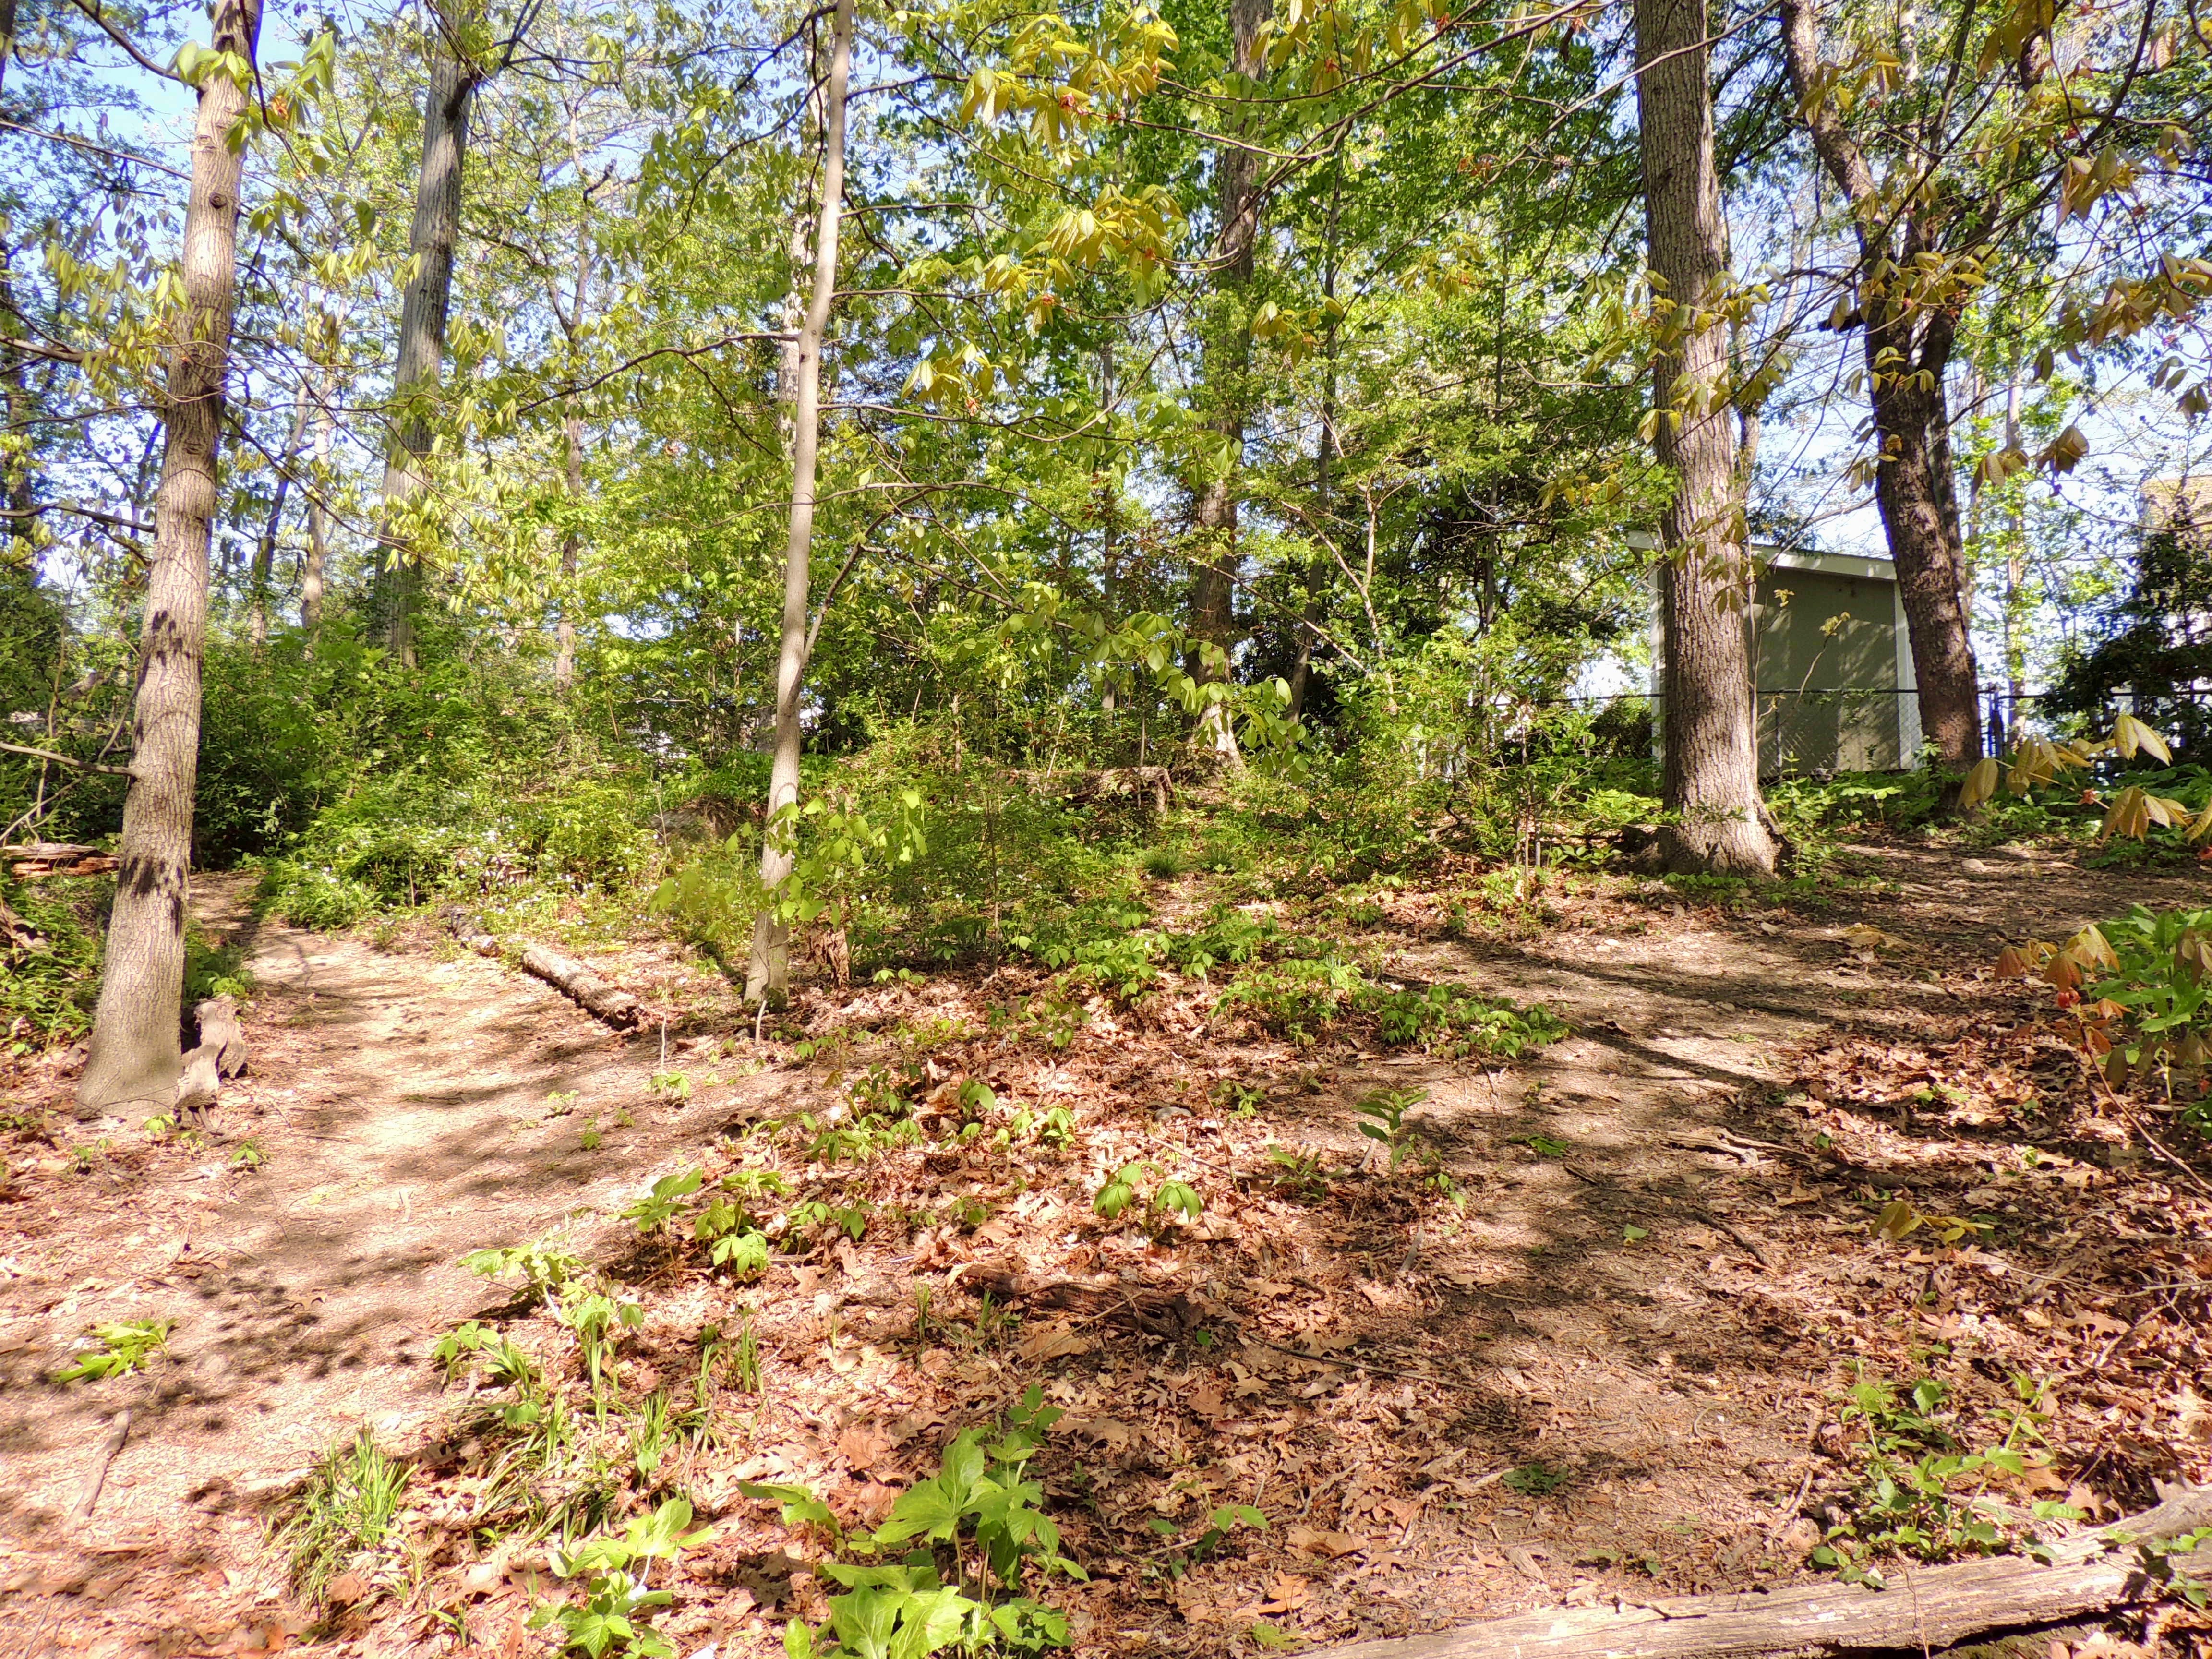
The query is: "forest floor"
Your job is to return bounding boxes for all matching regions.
[3,841,2212,1659]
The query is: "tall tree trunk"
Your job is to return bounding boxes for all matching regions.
[301,373,332,646]
[1779,0,1982,771]
[745,0,853,1006]
[1186,0,1268,764]
[554,226,590,690]
[2002,371,2025,706]
[79,0,263,1110]
[372,20,478,669]
[1634,0,1776,877]
[1287,149,1345,727]
[250,380,310,647]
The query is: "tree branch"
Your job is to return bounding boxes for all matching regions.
[0,740,134,777]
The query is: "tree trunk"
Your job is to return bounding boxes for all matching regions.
[301,373,332,644]
[1186,0,1269,764]
[1287,151,1346,727]
[554,225,590,690]
[372,20,478,668]
[1779,0,1982,771]
[79,0,263,1111]
[249,379,310,647]
[745,0,854,1006]
[1634,0,1776,877]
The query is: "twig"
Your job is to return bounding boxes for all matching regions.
[1239,1334,1453,1386]
[70,1409,132,1522]
[1765,1468,1815,1542]
[2116,1102,2212,1200]
[0,740,133,777]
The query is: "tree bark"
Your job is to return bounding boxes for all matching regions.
[372,17,479,668]
[249,378,310,647]
[1779,0,1982,770]
[78,0,263,1111]
[554,227,590,690]
[1312,1489,2212,1659]
[301,373,332,644]
[1186,0,1269,764]
[745,0,853,1006]
[1634,0,1776,876]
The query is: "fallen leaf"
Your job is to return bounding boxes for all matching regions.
[836,1423,896,1471]
[1285,1525,1364,1559]
[1015,1323,1095,1362]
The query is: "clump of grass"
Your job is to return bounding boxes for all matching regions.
[279,1427,411,1602]
[1139,846,1184,881]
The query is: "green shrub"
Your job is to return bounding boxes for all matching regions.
[0,874,106,1046]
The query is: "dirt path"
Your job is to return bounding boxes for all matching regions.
[1,847,2206,1658]
[0,880,788,1655]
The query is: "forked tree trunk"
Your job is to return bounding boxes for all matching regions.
[372,20,478,668]
[745,0,854,1006]
[1633,0,1776,876]
[1779,0,1982,771]
[1185,0,1269,765]
[79,0,263,1111]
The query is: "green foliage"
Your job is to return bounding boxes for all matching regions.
[773,1387,1081,1659]
[1368,983,1568,1057]
[532,1499,715,1658]
[281,1428,411,1603]
[0,874,105,1046]
[1353,1085,1427,1169]
[462,1234,588,1306]
[53,1317,173,1382]
[622,1167,704,1234]
[1500,1462,1570,1497]
[1811,1372,2079,1582]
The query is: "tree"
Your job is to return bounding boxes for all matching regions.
[1777,0,1981,773]
[79,0,263,1109]
[1183,0,1270,765]
[1634,0,1776,876]
[371,3,487,668]
[746,0,855,1005]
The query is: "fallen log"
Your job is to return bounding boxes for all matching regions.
[1316,1489,2212,1659]
[3,841,118,878]
[442,910,645,1029]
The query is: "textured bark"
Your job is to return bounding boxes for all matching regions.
[552,108,594,691]
[301,375,332,642]
[1314,1490,2212,1659]
[372,22,478,667]
[79,0,262,1111]
[1634,0,1775,877]
[249,379,310,646]
[1186,0,1269,763]
[746,0,854,1005]
[1779,0,1982,769]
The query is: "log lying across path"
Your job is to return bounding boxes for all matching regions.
[443,910,646,1029]
[1319,1489,2212,1659]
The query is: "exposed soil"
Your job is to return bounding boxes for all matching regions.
[2,845,2210,1659]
